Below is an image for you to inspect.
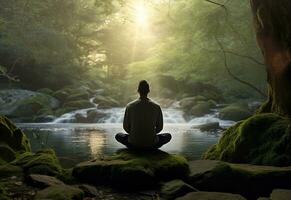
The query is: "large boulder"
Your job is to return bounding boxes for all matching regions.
[0,89,59,122]
[203,113,291,166]
[12,149,62,176]
[188,160,291,199]
[219,103,252,121]
[72,149,189,189]
[0,116,31,163]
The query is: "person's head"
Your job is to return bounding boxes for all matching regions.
[138,80,150,97]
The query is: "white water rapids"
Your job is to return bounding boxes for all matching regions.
[52,98,234,128]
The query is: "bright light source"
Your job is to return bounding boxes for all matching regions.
[134,2,149,26]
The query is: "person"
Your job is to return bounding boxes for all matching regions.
[115,80,172,150]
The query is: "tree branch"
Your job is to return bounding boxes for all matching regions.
[215,35,267,97]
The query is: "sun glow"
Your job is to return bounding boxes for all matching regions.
[134,2,149,26]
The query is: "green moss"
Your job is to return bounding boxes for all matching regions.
[219,104,251,121]
[203,113,291,166]
[0,164,23,178]
[12,149,62,175]
[189,101,212,117]
[0,116,31,163]
[0,183,9,200]
[73,149,189,188]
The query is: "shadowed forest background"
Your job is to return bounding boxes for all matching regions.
[0,0,266,122]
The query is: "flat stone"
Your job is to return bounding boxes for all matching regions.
[34,185,84,200]
[189,160,291,200]
[175,192,247,200]
[257,198,270,200]
[27,174,64,188]
[160,179,197,199]
[271,189,291,200]
[78,184,98,197]
[189,160,225,177]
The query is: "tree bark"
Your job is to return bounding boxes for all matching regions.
[251,0,291,116]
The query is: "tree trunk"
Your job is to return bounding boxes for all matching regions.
[250,0,291,116]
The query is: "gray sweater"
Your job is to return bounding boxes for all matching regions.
[123,98,163,148]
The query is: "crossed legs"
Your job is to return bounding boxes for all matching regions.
[115,133,172,149]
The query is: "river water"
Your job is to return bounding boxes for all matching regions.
[16,106,235,167]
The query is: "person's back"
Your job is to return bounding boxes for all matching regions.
[115,80,171,149]
[124,98,163,148]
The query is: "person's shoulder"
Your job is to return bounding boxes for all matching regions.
[148,99,161,109]
[126,99,140,108]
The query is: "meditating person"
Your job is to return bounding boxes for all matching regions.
[115,80,172,149]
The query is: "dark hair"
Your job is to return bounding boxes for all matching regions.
[138,80,150,95]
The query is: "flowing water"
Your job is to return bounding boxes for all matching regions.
[17,104,234,167]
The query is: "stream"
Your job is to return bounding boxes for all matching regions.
[17,103,235,167]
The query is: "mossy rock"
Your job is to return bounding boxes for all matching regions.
[219,103,251,121]
[179,96,207,110]
[0,116,31,163]
[63,100,93,109]
[53,90,69,102]
[0,164,23,178]
[66,91,90,102]
[12,149,62,176]
[93,95,120,108]
[37,88,54,95]
[34,185,84,200]
[189,160,291,199]
[203,113,291,166]
[8,94,59,120]
[189,101,213,117]
[73,149,189,189]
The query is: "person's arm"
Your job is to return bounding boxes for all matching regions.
[123,107,130,133]
[156,106,163,133]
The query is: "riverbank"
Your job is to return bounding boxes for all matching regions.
[1,116,291,200]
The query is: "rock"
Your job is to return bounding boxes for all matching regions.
[257,198,270,200]
[175,192,247,200]
[78,184,98,197]
[196,122,222,132]
[12,149,62,176]
[160,179,197,199]
[0,164,23,178]
[188,160,291,200]
[37,88,54,95]
[34,185,84,200]
[67,91,90,102]
[63,100,93,109]
[73,149,189,189]
[189,160,225,178]
[93,95,120,108]
[33,115,55,123]
[219,103,251,121]
[0,89,59,121]
[74,110,107,123]
[27,174,65,188]
[190,101,213,117]
[179,96,207,110]
[271,189,291,200]
[203,113,291,166]
[53,90,69,102]
[0,116,31,163]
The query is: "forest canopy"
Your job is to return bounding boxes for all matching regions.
[0,0,267,103]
